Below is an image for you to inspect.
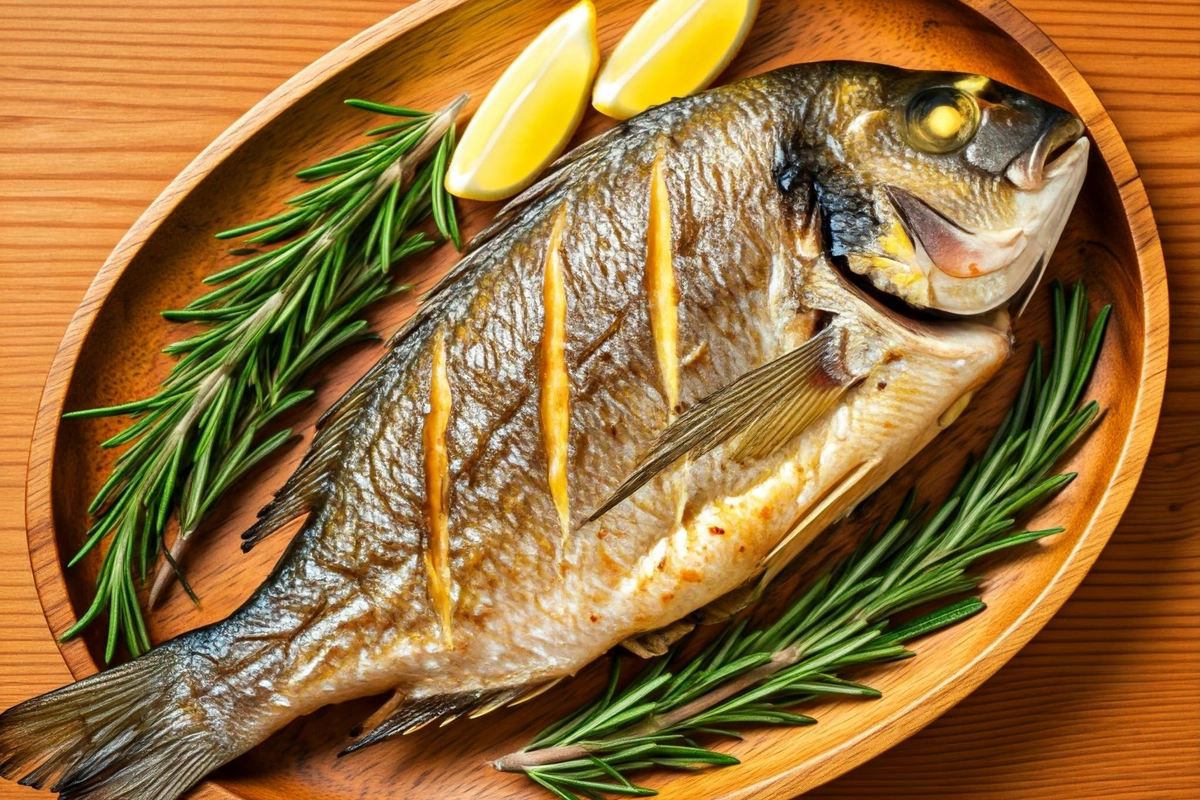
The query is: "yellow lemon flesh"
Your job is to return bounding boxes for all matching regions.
[445,0,599,201]
[593,0,759,120]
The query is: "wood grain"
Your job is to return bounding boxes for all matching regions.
[0,0,1194,798]
[22,6,1170,800]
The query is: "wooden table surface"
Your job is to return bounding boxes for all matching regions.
[0,0,1196,797]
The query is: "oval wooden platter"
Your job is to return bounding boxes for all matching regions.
[22,0,1167,798]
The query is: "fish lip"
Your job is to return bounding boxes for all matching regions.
[1008,136,1090,316]
[1005,113,1086,190]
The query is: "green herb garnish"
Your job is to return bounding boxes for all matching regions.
[63,95,467,661]
[496,282,1109,799]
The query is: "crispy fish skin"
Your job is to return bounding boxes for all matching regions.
[0,62,1085,800]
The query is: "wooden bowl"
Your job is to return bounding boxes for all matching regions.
[23,0,1167,798]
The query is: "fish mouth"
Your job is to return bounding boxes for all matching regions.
[1005,112,1087,190]
[884,127,1089,317]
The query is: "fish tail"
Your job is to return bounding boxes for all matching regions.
[0,639,229,800]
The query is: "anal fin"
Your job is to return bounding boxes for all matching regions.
[351,689,408,738]
[340,680,560,756]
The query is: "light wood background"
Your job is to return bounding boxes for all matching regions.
[0,1,1195,798]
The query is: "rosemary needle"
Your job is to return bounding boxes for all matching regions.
[496,282,1110,799]
[63,95,468,662]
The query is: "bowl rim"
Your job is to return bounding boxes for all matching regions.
[22,0,1168,796]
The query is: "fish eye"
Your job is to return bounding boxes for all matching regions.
[905,88,980,154]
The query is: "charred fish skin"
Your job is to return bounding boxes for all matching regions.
[0,62,1086,800]
[230,74,808,698]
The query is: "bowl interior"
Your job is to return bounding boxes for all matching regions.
[34,0,1154,798]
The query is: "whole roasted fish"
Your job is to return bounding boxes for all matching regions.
[0,61,1087,800]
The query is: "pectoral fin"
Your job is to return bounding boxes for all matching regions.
[587,326,854,524]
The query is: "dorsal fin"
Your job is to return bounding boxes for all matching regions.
[240,355,389,550]
[586,326,857,524]
[466,123,629,257]
[242,117,649,551]
[239,200,562,552]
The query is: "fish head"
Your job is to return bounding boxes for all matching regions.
[797,64,1089,316]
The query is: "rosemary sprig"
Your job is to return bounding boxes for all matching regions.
[63,94,468,662]
[497,282,1110,798]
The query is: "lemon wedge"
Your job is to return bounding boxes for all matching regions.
[593,0,759,120]
[445,0,599,201]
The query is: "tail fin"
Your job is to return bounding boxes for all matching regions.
[0,643,226,800]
